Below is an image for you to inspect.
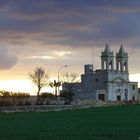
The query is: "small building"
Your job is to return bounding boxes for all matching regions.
[62,44,138,101]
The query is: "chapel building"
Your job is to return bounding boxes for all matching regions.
[81,44,138,101]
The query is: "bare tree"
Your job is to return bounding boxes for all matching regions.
[61,72,79,83]
[60,72,79,104]
[29,67,49,99]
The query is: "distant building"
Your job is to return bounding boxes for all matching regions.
[62,44,138,101]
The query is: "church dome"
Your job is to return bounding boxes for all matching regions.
[118,44,125,54]
[101,43,113,57]
[117,44,128,57]
[104,43,111,53]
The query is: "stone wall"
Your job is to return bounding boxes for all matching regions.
[0,105,91,113]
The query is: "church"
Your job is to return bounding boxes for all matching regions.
[62,44,138,101]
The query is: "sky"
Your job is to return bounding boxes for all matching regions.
[0,0,140,94]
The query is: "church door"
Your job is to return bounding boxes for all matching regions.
[98,94,105,101]
[117,95,121,101]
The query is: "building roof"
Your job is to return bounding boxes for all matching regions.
[118,44,125,54]
[101,43,113,57]
[104,43,111,53]
[117,44,128,57]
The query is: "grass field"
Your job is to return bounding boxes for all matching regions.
[0,105,140,140]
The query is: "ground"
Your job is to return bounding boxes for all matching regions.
[0,105,140,140]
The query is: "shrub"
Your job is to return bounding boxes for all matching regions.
[24,101,31,106]
[0,100,14,106]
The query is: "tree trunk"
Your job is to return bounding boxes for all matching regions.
[55,86,57,96]
[37,90,40,98]
[36,87,41,103]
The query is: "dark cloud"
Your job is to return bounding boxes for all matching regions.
[0,0,140,48]
[0,0,139,85]
[0,46,17,69]
[98,13,140,38]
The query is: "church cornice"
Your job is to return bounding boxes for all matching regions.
[111,77,128,83]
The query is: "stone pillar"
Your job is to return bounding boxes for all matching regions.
[106,60,109,70]
[101,59,104,70]
[111,60,114,71]
[120,61,123,72]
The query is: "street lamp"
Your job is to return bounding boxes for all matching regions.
[57,65,68,96]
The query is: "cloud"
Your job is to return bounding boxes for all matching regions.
[25,55,55,60]
[0,0,140,49]
[53,51,72,57]
[0,46,17,69]
[0,0,139,77]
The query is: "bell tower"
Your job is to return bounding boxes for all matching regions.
[101,43,114,71]
[116,44,128,73]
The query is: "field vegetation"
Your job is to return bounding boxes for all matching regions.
[0,105,140,140]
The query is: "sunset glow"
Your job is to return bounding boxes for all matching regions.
[0,0,139,93]
[130,74,140,87]
[0,80,54,95]
[0,73,139,96]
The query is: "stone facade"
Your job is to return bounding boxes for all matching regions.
[62,44,138,101]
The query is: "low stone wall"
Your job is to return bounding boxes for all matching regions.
[0,105,92,113]
[0,97,139,113]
